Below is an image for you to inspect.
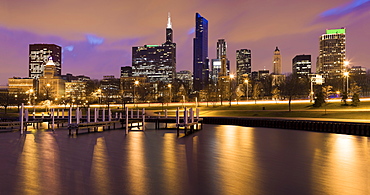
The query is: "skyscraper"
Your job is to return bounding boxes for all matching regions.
[29,44,62,79]
[211,39,230,84]
[132,14,176,83]
[292,55,311,78]
[193,13,209,91]
[317,28,346,78]
[273,47,282,75]
[236,49,251,84]
[217,39,226,59]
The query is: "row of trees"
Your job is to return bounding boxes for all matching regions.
[2,70,368,113]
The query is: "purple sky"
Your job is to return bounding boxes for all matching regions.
[1,0,370,85]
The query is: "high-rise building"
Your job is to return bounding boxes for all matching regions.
[132,14,176,83]
[217,39,227,59]
[317,28,346,78]
[29,44,61,79]
[193,13,209,91]
[236,49,251,84]
[273,47,282,75]
[292,55,311,78]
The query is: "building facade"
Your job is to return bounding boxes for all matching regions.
[317,28,346,78]
[193,13,209,91]
[38,58,65,100]
[292,54,311,78]
[273,47,282,75]
[236,49,251,84]
[120,66,133,78]
[132,15,176,83]
[29,44,61,79]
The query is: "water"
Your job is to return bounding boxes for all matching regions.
[0,124,369,195]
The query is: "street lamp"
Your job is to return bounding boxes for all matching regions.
[133,80,139,107]
[229,74,234,106]
[168,84,172,104]
[343,71,349,94]
[244,79,249,101]
[97,89,102,104]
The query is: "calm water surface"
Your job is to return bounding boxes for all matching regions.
[0,124,369,195]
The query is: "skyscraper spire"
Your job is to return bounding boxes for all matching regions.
[167,12,172,29]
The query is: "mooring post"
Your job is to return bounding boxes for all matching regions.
[102,108,105,122]
[68,106,72,125]
[62,109,65,118]
[57,109,60,118]
[20,103,24,135]
[115,112,118,119]
[25,109,29,122]
[131,109,133,119]
[119,112,122,119]
[87,108,91,123]
[184,107,188,125]
[42,113,44,119]
[76,107,80,124]
[125,107,129,135]
[165,109,168,118]
[190,108,194,123]
[51,108,55,131]
[142,108,145,131]
[108,108,112,121]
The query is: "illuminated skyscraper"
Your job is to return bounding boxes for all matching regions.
[132,14,176,83]
[317,28,346,78]
[273,47,282,75]
[292,55,311,78]
[236,49,251,84]
[193,13,209,91]
[29,44,62,79]
[217,39,226,59]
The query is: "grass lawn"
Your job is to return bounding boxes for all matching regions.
[1,100,370,120]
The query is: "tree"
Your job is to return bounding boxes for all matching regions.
[252,81,261,103]
[271,87,280,102]
[350,82,361,106]
[313,92,325,107]
[280,74,308,111]
[0,89,12,114]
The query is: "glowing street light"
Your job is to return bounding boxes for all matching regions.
[229,74,234,106]
[244,79,249,101]
[168,84,172,103]
[343,71,349,93]
[133,80,139,107]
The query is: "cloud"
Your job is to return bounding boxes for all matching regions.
[86,34,105,45]
[64,45,74,52]
[321,0,370,17]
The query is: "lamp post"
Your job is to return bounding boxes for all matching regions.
[229,74,234,106]
[244,79,249,101]
[168,84,172,104]
[133,80,139,107]
[97,89,102,105]
[343,71,349,94]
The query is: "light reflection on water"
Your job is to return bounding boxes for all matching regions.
[0,124,368,194]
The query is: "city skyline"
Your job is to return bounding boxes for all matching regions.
[0,0,370,85]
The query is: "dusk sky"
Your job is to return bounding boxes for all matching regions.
[1,0,370,85]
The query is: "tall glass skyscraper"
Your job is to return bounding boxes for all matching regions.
[193,13,209,91]
[317,28,346,78]
[132,14,176,83]
[236,49,251,84]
